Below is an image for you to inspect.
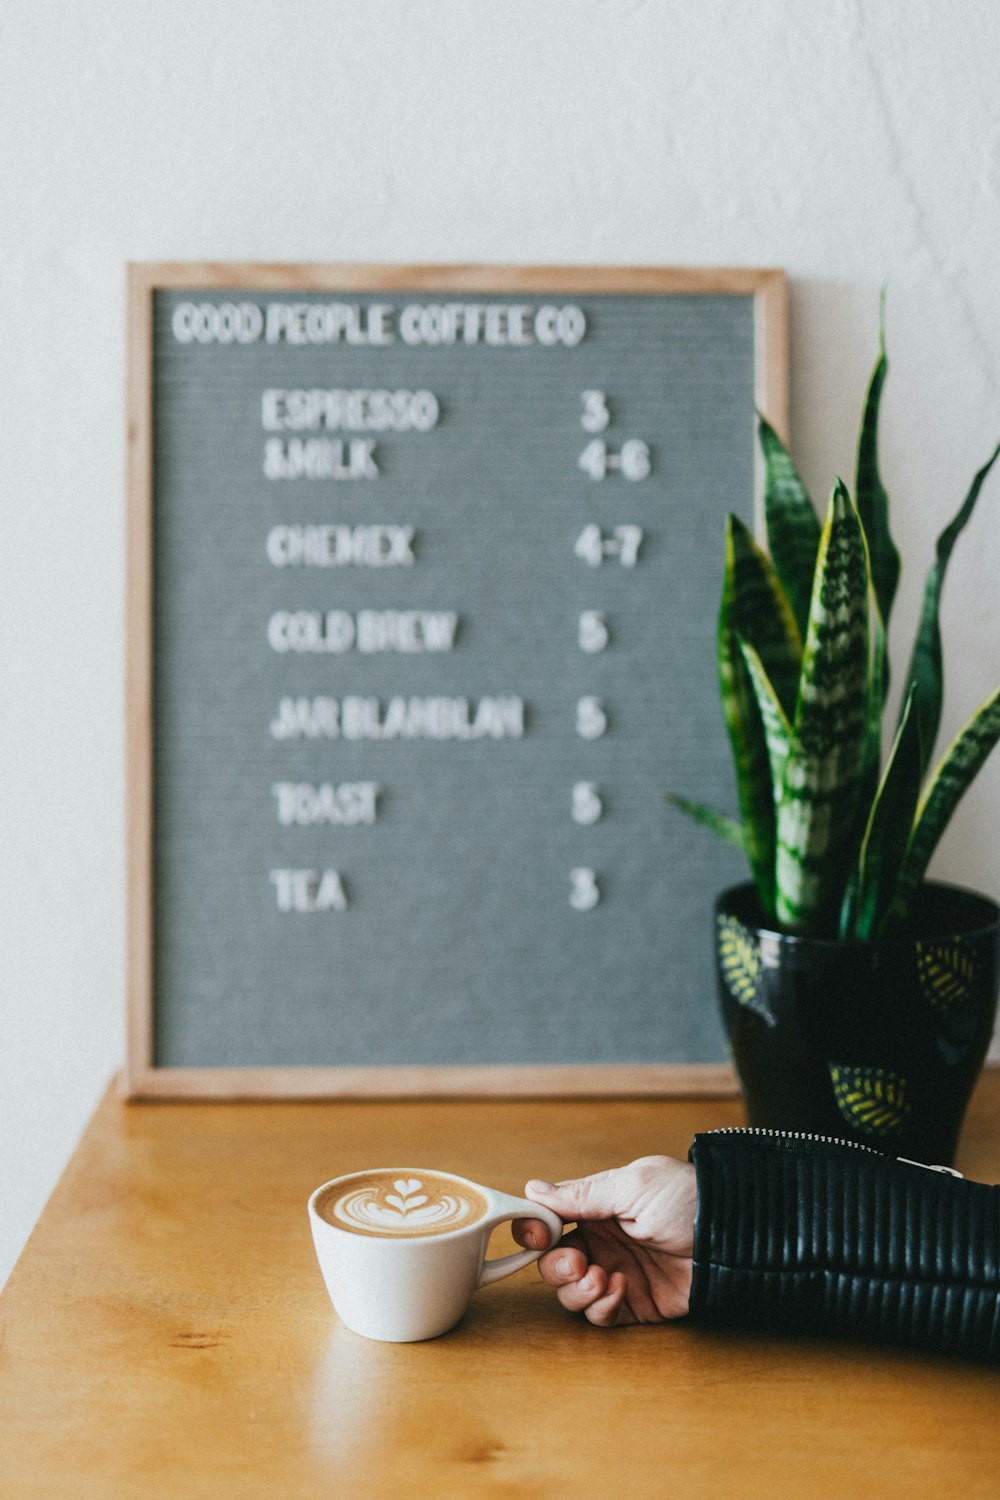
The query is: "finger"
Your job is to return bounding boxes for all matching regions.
[592,1240,659,1322]
[536,1242,589,1287]
[567,1227,663,1323]
[511,1216,556,1251]
[525,1171,625,1224]
[555,1264,609,1314]
[585,1270,634,1328]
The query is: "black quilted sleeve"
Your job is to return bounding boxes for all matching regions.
[688,1130,1000,1362]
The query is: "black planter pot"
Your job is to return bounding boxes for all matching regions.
[715,880,1000,1166]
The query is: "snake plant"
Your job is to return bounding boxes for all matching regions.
[670,310,1000,940]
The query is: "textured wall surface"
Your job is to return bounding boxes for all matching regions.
[3,0,1000,1285]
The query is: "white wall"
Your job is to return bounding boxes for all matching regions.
[3,0,1000,1286]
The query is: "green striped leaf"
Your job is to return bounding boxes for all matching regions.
[891,682,1000,919]
[717,641,774,912]
[851,544,889,883]
[860,597,889,796]
[852,300,897,819]
[855,292,901,636]
[776,483,870,933]
[722,514,803,717]
[758,414,821,642]
[828,1063,910,1139]
[663,794,746,851]
[718,516,802,918]
[846,685,923,941]
[738,638,792,795]
[900,439,1000,771]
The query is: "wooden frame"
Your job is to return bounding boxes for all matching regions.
[124,263,788,1099]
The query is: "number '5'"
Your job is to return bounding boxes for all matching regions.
[576,697,607,739]
[578,611,609,653]
[569,868,600,911]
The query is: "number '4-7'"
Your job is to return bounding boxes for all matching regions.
[569,868,600,911]
[574,524,643,567]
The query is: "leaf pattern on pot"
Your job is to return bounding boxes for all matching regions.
[916,941,978,1014]
[717,914,775,1026]
[828,1063,910,1139]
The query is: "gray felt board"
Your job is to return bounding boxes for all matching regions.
[150,288,753,1068]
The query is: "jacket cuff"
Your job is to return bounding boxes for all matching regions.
[688,1129,1000,1362]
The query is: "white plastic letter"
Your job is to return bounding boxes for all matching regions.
[572,783,603,825]
[576,697,607,739]
[580,391,610,433]
[621,439,651,481]
[578,611,609,653]
[569,868,600,911]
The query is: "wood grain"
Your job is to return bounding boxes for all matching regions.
[125,263,156,1088]
[120,1061,740,1100]
[2,1071,998,1497]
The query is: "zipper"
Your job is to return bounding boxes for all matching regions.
[707,1126,963,1177]
[896,1156,963,1177]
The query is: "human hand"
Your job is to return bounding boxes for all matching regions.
[513,1156,697,1327]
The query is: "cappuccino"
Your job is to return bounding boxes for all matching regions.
[316,1170,489,1238]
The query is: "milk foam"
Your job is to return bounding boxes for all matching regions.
[330,1176,482,1236]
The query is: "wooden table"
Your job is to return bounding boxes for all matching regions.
[2,1076,999,1498]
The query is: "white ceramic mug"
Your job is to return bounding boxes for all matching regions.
[308,1167,564,1342]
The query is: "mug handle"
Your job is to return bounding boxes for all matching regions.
[477,1193,565,1287]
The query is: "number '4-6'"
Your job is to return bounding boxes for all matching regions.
[578,439,650,481]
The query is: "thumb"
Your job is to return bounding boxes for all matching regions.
[524,1170,624,1223]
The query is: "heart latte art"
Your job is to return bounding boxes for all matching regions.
[320,1171,490,1238]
